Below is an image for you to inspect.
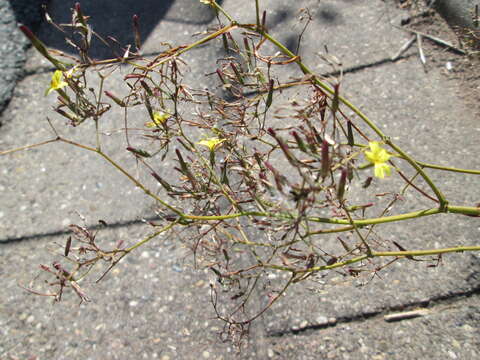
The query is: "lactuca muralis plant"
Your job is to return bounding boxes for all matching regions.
[3,0,479,345]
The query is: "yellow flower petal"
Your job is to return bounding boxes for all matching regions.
[45,70,68,96]
[374,163,391,179]
[197,137,226,151]
[365,141,391,178]
[145,111,170,128]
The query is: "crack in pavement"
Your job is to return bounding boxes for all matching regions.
[0,215,159,244]
[267,285,480,337]
[16,53,415,85]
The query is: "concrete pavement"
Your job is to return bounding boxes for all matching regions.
[1,1,479,359]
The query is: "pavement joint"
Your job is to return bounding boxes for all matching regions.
[268,282,480,338]
[0,215,157,245]
[17,51,416,86]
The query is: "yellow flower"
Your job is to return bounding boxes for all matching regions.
[45,70,68,96]
[365,141,391,179]
[197,137,226,151]
[145,111,170,128]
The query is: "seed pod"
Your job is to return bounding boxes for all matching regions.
[19,25,65,70]
[291,131,308,153]
[132,14,142,51]
[176,138,194,152]
[362,176,373,189]
[126,146,151,158]
[222,33,229,53]
[150,171,173,192]
[104,91,125,107]
[268,128,298,166]
[175,149,198,190]
[243,37,252,67]
[265,79,274,110]
[216,69,226,84]
[261,10,267,30]
[226,32,240,52]
[305,132,318,154]
[55,108,80,123]
[321,139,330,179]
[75,3,87,28]
[337,168,347,201]
[64,236,72,257]
[347,120,354,146]
[332,82,340,115]
[264,161,284,192]
[230,62,244,85]
[220,161,230,186]
[337,237,351,252]
[140,81,153,97]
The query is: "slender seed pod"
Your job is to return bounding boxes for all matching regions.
[347,120,354,146]
[265,79,274,110]
[332,82,340,116]
[222,33,229,53]
[321,139,330,179]
[230,62,244,85]
[104,91,125,107]
[150,171,173,192]
[19,25,65,70]
[337,168,347,201]
[291,131,308,153]
[132,15,142,51]
[126,147,152,158]
[175,149,198,191]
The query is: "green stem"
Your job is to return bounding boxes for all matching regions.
[417,161,480,175]
[125,221,178,252]
[308,205,479,226]
[147,24,238,71]
[211,1,235,23]
[0,138,59,156]
[386,139,447,209]
[255,0,260,28]
[265,245,480,274]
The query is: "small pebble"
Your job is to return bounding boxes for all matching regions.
[316,315,328,325]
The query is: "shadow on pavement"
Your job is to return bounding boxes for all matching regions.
[11,0,223,59]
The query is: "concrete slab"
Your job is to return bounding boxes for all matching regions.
[24,0,413,72]
[267,295,480,359]
[0,70,161,240]
[1,0,479,359]
[0,226,255,359]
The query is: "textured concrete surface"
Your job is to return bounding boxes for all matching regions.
[1,1,479,359]
[434,0,479,29]
[0,0,46,116]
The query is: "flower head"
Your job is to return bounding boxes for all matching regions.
[45,70,68,96]
[145,111,170,128]
[365,141,391,179]
[197,137,226,151]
